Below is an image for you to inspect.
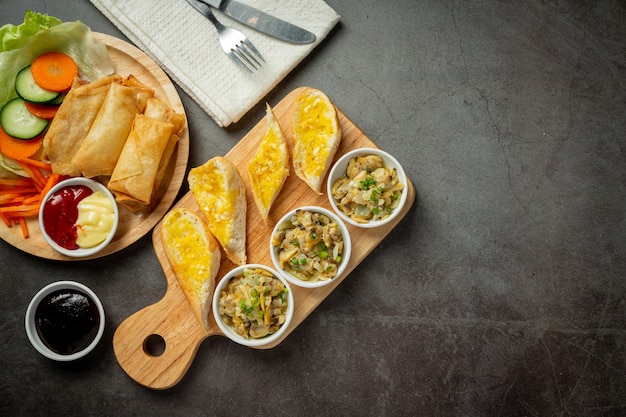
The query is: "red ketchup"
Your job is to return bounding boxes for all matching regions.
[43,185,93,250]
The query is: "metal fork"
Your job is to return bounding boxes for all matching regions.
[186,0,265,74]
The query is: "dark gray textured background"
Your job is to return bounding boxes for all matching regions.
[1,0,624,416]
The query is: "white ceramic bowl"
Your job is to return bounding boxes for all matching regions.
[270,206,352,289]
[327,147,408,228]
[213,264,294,348]
[39,177,119,257]
[25,281,105,361]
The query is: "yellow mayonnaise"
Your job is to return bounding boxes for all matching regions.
[75,191,116,248]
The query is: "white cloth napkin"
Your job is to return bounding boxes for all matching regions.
[89,0,340,127]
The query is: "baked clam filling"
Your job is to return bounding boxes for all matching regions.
[272,209,344,282]
[218,268,289,339]
[331,154,404,223]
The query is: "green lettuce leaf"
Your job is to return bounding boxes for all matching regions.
[0,10,114,110]
[0,154,27,179]
[0,10,63,51]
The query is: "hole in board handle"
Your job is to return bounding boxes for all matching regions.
[143,334,166,357]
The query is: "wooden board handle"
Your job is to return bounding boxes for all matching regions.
[113,255,209,390]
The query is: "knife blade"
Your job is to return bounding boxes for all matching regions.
[200,0,316,44]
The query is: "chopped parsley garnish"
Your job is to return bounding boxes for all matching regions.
[359,176,376,190]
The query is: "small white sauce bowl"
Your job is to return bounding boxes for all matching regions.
[25,280,105,361]
[39,177,119,258]
[327,147,409,229]
[270,206,352,289]
[213,264,294,348]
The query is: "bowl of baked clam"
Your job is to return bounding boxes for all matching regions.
[327,148,407,228]
[270,206,351,289]
[213,264,294,347]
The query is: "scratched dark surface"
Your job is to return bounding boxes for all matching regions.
[1,0,625,416]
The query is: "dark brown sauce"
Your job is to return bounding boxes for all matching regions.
[35,289,100,355]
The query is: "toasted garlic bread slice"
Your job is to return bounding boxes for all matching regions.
[161,208,221,330]
[188,156,247,265]
[292,88,342,194]
[247,103,290,222]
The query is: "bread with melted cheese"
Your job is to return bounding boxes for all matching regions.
[247,103,289,222]
[292,88,342,194]
[160,208,221,330]
[188,156,247,265]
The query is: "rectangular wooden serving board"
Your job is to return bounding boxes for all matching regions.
[113,87,416,389]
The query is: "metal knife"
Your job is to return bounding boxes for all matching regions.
[199,0,316,44]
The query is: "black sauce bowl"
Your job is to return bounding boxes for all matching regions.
[25,281,105,361]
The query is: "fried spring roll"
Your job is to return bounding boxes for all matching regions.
[43,75,122,176]
[72,80,154,178]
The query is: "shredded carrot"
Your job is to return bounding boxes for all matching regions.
[31,51,78,92]
[0,204,40,213]
[24,101,59,119]
[0,126,43,160]
[0,155,64,238]
[19,217,28,238]
[16,208,40,216]
[17,161,46,192]
[0,187,37,195]
[21,195,41,205]
[0,178,33,187]
[0,176,40,237]
[18,157,51,171]
[0,188,34,192]
[40,173,61,199]
[0,212,10,227]
[0,194,26,204]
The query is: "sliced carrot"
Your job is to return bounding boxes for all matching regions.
[24,101,59,119]
[0,126,44,160]
[31,51,78,92]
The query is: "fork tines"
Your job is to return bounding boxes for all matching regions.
[230,39,266,74]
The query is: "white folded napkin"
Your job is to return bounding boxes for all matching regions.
[89,0,340,126]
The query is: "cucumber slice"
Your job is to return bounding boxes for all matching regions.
[48,92,66,105]
[0,98,49,139]
[15,66,60,103]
